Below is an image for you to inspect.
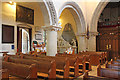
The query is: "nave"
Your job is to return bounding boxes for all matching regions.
[1,51,120,80]
[0,0,120,80]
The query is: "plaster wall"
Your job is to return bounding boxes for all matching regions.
[1,2,44,54]
[52,0,101,27]
[58,9,77,38]
[0,1,1,76]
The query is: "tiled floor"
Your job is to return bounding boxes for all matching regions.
[75,64,106,80]
[88,64,105,77]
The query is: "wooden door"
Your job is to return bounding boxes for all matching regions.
[18,30,22,52]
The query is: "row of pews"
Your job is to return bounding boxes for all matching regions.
[79,58,120,80]
[58,51,108,65]
[1,51,111,80]
[2,52,92,80]
[97,58,120,79]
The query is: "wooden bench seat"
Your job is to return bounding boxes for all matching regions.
[55,54,81,77]
[8,54,70,79]
[105,61,120,70]
[79,51,105,65]
[2,61,37,79]
[56,53,91,72]
[97,64,120,79]
[0,69,9,80]
[111,59,120,65]
[4,56,56,79]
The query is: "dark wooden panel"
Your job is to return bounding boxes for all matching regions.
[97,27,119,59]
[2,24,14,43]
[16,5,34,25]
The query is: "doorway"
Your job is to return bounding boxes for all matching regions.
[17,26,32,53]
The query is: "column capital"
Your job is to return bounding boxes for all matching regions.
[76,33,86,37]
[42,25,62,31]
[89,32,99,36]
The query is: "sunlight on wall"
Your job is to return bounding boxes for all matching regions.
[7,2,16,12]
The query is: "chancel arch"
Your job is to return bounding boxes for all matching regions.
[57,1,86,53]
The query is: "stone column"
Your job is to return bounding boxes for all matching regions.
[42,25,61,56]
[77,33,87,52]
[88,32,98,51]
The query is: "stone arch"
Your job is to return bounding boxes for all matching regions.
[58,1,86,52]
[40,0,57,26]
[88,0,110,51]
[90,0,110,32]
[58,1,86,34]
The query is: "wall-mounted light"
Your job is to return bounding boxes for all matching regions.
[9,1,16,5]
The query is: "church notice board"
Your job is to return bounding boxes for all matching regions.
[16,5,34,25]
[2,24,14,43]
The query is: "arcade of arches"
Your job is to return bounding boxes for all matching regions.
[0,0,120,80]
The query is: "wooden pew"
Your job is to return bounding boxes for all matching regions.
[111,59,120,65]
[105,61,120,70]
[22,54,75,77]
[97,64,120,79]
[54,54,80,77]
[79,52,103,65]
[74,54,91,71]
[0,69,9,80]
[4,56,56,79]
[38,54,80,77]
[114,57,120,62]
[24,55,70,79]
[2,61,37,79]
[56,53,91,71]
[9,54,70,79]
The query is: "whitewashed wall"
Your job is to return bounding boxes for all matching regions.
[1,2,44,54]
[0,0,110,53]
[0,1,2,51]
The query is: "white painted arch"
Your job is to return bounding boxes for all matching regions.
[58,1,87,52]
[58,1,86,34]
[90,0,110,32]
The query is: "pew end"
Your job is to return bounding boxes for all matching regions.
[29,64,38,79]
[97,64,101,76]
[105,61,108,68]
[1,69,9,79]
[63,58,69,78]
[48,60,56,79]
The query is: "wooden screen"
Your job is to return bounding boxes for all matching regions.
[97,27,120,59]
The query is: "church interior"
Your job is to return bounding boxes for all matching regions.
[0,0,120,80]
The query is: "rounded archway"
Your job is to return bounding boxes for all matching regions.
[90,0,109,32]
[91,0,120,58]
[38,0,57,26]
[58,1,86,34]
[87,0,110,52]
[57,1,86,53]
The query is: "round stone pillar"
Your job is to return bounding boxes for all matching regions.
[88,32,98,51]
[43,25,61,56]
[77,33,87,52]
